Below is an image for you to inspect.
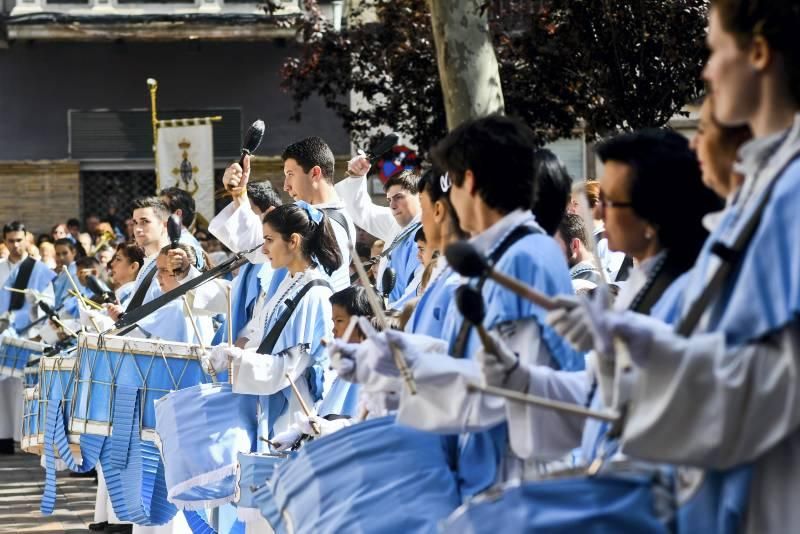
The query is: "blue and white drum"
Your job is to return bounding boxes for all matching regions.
[235,452,287,525]
[23,358,39,388]
[32,355,82,457]
[442,464,671,534]
[155,382,258,510]
[269,415,461,534]
[21,385,39,453]
[70,333,210,440]
[0,336,46,378]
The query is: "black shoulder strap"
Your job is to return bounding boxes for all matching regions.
[451,225,539,358]
[321,208,352,243]
[257,278,332,354]
[9,257,37,311]
[126,263,158,312]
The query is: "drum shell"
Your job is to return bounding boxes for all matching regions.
[443,474,670,534]
[154,382,258,510]
[235,452,287,524]
[70,334,209,439]
[0,336,46,378]
[270,415,461,534]
[25,356,81,457]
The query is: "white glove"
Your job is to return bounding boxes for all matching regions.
[270,425,304,452]
[370,330,447,377]
[474,330,529,392]
[205,345,243,373]
[594,310,671,368]
[545,288,611,353]
[296,414,351,438]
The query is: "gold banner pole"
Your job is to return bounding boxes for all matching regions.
[147,78,159,189]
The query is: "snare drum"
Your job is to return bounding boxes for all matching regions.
[235,452,287,525]
[155,382,258,510]
[70,333,210,440]
[20,361,40,451]
[21,386,39,453]
[0,336,46,378]
[33,355,82,458]
[270,415,461,534]
[442,465,671,534]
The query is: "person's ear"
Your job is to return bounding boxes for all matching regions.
[290,233,302,250]
[464,170,476,196]
[749,33,772,72]
[433,200,447,223]
[311,166,322,183]
[570,238,581,258]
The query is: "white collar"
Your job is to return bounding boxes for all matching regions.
[470,209,537,255]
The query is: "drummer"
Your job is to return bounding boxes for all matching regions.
[0,221,57,455]
[209,181,284,346]
[335,116,583,497]
[270,285,374,451]
[52,237,80,316]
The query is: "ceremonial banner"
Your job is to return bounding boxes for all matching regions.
[156,119,215,225]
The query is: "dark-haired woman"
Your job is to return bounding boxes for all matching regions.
[404,168,468,337]
[208,202,343,423]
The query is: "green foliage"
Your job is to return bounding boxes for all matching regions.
[281,0,708,153]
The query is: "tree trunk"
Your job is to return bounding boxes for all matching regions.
[428,0,505,130]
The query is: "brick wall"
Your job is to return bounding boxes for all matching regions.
[0,160,80,236]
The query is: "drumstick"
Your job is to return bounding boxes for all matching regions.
[348,242,417,395]
[226,285,233,384]
[182,296,217,383]
[67,290,104,311]
[4,286,47,300]
[468,383,620,423]
[284,372,321,435]
[63,269,89,311]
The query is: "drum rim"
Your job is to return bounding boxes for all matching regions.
[0,337,47,352]
[79,332,205,359]
[39,355,77,371]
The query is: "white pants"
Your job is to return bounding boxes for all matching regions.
[95,465,125,524]
[0,376,22,441]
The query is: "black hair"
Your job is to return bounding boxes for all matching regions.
[430,114,537,214]
[557,213,589,246]
[383,170,420,194]
[262,204,343,276]
[54,237,76,251]
[414,227,426,243]
[281,136,336,183]
[355,241,372,260]
[596,128,723,272]
[116,242,145,270]
[329,286,373,317]
[159,187,196,228]
[247,181,283,214]
[66,218,81,229]
[416,167,469,240]
[37,234,53,246]
[132,197,170,222]
[532,149,573,236]
[3,221,26,238]
[75,256,100,271]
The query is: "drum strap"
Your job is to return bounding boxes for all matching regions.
[9,257,36,311]
[257,279,332,355]
[320,208,352,243]
[126,263,158,313]
[110,384,139,470]
[451,225,538,358]
[41,400,104,515]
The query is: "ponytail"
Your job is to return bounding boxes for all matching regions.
[263,203,343,276]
